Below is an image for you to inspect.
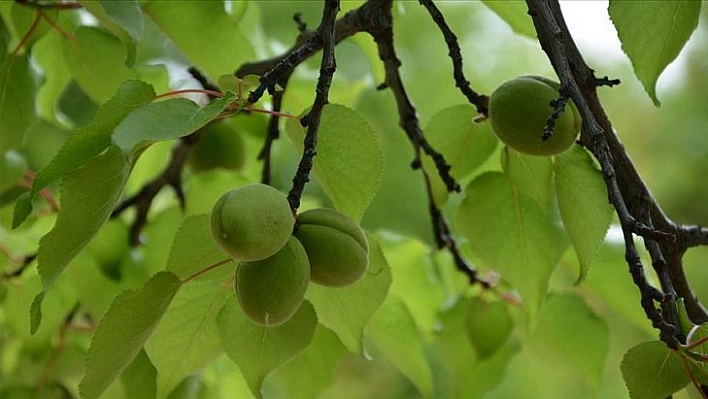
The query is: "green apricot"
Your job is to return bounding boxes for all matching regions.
[236,236,310,326]
[464,298,513,360]
[0,150,27,192]
[294,208,368,287]
[488,76,581,156]
[210,184,294,261]
[188,121,245,172]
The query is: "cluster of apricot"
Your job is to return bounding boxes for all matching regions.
[210,184,368,326]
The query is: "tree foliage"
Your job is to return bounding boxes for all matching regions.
[1,1,707,398]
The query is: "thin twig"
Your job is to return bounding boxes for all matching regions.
[542,89,571,141]
[111,139,193,245]
[418,0,488,115]
[367,3,459,193]
[366,0,486,287]
[286,0,340,212]
[258,85,288,185]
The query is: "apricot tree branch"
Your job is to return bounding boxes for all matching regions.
[14,0,82,9]
[526,0,708,348]
[286,0,339,212]
[111,137,193,245]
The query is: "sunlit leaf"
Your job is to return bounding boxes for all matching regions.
[0,150,26,192]
[366,297,434,398]
[286,104,384,222]
[306,235,391,353]
[422,104,498,205]
[502,147,553,209]
[142,1,254,80]
[145,266,232,399]
[33,30,71,126]
[482,1,537,38]
[120,350,157,399]
[621,340,690,399]
[80,271,181,399]
[112,93,236,155]
[380,235,444,334]
[555,146,613,283]
[465,297,514,360]
[456,172,567,320]
[61,26,140,103]
[33,145,129,332]
[434,298,520,398]
[78,0,142,67]
[263,325,349,398]
[6,3,56,49]
[1,53,38,151]
[218,298,317,398]
[165,213,232,280]
[609,1,701,106]
[32,80,154,196]
[530,293,609,390]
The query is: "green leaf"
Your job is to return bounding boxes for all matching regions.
[142,1,254,80]
[1,150,26,192]
[120,349,157,399]
[621,340,690,399]
[145,266,232,399]
[263,325,350,399]
[217,298,317,398]
[382,235,444,333]
[78,0,142,67]
[502,147,554,209]
[306,235,391,353]
[465,298,514,360]
[366,296,434,398]
[555,146,614,283]
[79,271,182,399]
[112,93,236,155]
[482,1,537,38]
[484,0,536,40]
[11,191,32,229]
[455,172,567,320]
[33,145,129,332]
[609,0,701,106]
[32,80,154,196]
[33,29,71,126]
[433,298,520,398]
[6,3,55,49]
[1,53,39,151]
[422,104,498,205]
[61,26,140,103]
[165,213,232,280]
[530,293,609,390]
[286,104,384,222]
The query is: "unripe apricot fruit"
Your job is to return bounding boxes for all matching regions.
[188,121,245,172]
[210,184,294,261]
[236,236,310,326]
[488,75,581,156]
[294,208,368,287]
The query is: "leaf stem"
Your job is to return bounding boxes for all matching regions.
[181,258,233,284]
